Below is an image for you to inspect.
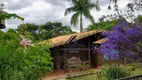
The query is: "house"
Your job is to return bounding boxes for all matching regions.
[39,30,105,70]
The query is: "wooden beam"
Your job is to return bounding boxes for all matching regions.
[64,49,67,69]
[88,37,91,66]
[56,47,60,69]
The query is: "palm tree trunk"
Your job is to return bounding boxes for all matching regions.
[80,13,83,32]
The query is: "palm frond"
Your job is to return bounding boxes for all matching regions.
[64,7,76,16]
[71,0,79,5]
[95,2,101,11]
[83,9,95,24]
[86,3,100,11]
[71,12,80,26]
[89,15,95,24]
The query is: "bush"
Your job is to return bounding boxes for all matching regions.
[124,62,142,71]
[99,65,131,80]
[0,30,53,80]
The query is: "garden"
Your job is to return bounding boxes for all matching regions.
[0,0,142,80]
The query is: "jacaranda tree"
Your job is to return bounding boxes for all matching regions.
[98,20,142,63]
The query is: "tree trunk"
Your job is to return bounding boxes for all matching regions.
[80,13,83,32]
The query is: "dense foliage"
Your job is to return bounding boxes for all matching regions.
[0,12,24,21]
[17,22,74,41]
[0,4,24,21]
[99,65,131,80]
[98,20,142,63]
[86,20,117,31]
[39,22,74,40]
[17,23,39,40]
[0,29,53,80]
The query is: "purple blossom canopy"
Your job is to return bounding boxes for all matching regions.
[98,21,142,61]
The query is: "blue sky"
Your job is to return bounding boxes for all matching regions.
[1,0,129,31]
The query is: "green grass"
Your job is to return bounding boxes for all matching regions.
[132,69,142,75]
[68,68,142,80]
[68,74,97,80]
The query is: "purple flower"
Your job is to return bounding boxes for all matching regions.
[94,21,142,60]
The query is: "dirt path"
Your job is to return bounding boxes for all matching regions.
[42,70,68,80]
[42,74,67,80]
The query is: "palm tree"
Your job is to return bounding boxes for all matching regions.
[65,0,100,32]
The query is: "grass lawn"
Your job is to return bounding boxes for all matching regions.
[68,69,142,80]
[132,69,142,75]
[68,74,97,80]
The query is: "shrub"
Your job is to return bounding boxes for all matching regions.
[100,65,131,80]
[0,30,53,80]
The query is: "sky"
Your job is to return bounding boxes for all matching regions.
[0,0,130,32]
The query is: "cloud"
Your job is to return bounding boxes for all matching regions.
[1,0,33,11]
[3,0,130,32]
[43,0,68,7]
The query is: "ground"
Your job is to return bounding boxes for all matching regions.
[43,68,142,80]
[68,68,142,80]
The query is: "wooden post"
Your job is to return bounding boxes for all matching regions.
[88,37,91,66]
[64,50,67,69]
[56,47,60,69]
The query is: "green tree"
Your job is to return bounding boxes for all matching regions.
[65,0,100,32]
[135,15,142,26]
[17,22,74,41]
[17,23,39,40]
[86,20,118,31]
[0,29,53,80]
[39,22,75,40]
[0,3,24,29]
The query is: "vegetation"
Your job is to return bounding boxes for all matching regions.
[98,21,142,63]
[86,20,118,31]
[99,65,131,80]
[0,12,24,21]
[65,0,100,32]
[68,65,142,80]
[1,0,142,80]
[17,22,74,41]
[0,3,24,29]
[0,3,24,21]
[17,23,39,40]
[39,22,75,40]
[0,29,53,80]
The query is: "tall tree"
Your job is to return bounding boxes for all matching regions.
[65,0,100,32]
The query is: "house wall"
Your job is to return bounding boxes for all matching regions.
[50,47,60,69]
[64,37,89,61]
[51,37,90,70]
[89,33,104,67]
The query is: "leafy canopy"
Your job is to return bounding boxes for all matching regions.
[0,12,24,21]
[0,29,53,80]
[17,22,75,41]
[86,19,118,31]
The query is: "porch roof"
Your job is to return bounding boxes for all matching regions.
[93,38,107,44]
[38,30,104,48]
